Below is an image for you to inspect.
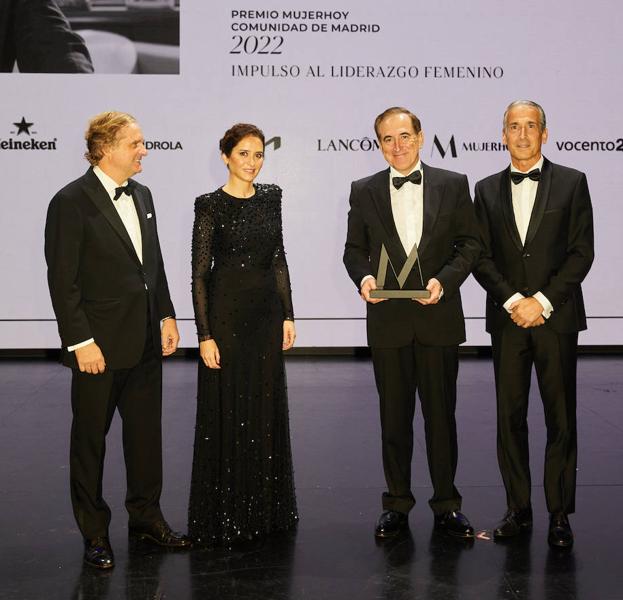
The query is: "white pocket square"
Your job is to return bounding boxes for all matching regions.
[147,213,153,219]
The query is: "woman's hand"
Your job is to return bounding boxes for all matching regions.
[199,339,221,369]
[282,320,296,351]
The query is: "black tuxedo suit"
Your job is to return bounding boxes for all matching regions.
[0,0,92,72]
[45,167,175,538]
[473,157,594,514]
[344,164,480,514]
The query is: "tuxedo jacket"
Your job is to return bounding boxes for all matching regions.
[45,168,175,369]
[473,157,594,334]
[0,0,92,72]
[343,163,480,348]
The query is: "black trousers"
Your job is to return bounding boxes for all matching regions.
[371,342,462,515]
[69,322,164,539]
[491,324,578,515]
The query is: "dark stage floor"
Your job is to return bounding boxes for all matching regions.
[1,355,622,599]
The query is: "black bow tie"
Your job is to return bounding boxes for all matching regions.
[113,182,134,200]
[510,169,541,185]
[392,170,422,190]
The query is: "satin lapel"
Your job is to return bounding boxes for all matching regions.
[417,163,442,256]
[82,169,142,267]
[369,169,407,264]
[499,168,523,252]
[524,158,552,247]
[130,181,148,262]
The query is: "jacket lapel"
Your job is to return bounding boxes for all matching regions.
[82,168,142,266]
[524,157,552,247]
[499,167,524,251]
[418,163,442,256]
[368,169,407,265]
[130,180,149,261]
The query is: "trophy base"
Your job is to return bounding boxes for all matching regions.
[370,289,431,299]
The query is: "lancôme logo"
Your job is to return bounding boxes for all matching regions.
[0,117,57,151]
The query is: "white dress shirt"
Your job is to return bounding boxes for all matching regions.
[94,165,143,264]
[390,163,424,254]
[68,167,143,352]
[503,156,553,318]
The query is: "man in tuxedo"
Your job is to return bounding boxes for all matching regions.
[45,111,190,569]
[0,0,92,72]
[473,100,594,548]
[343,107,480,539]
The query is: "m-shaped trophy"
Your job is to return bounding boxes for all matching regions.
[369,242,431,299]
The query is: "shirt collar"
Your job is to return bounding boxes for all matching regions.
[510,156,544,174]
[93,165,129,198]
[389,161,422,180]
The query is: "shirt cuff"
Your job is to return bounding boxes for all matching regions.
[360,274,374,288]
[161,316,174,322]
[533,292,554,319]
[503,293,525,314]
[68,338,94,352]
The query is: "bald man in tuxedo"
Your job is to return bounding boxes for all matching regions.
[473,100,594,549]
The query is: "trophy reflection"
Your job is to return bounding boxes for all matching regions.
[369,242,431,299]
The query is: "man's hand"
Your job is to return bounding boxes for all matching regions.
[75,342,106,374]
[415,278,443,306]
[360,277,387,304]
[199,339,220,369]
[283,320,296,351]
[161,318,180,356]
[509,297,545,328]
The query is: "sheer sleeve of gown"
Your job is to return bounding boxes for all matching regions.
[271,189,294,321]
[191,195,215,341]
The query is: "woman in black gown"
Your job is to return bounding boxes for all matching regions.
[188,123,298,546]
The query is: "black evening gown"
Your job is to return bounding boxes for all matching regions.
[188,184,298,545]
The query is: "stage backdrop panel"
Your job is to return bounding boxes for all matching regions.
[1,0,621,348]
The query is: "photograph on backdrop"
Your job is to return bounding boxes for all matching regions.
[1,0,179,74]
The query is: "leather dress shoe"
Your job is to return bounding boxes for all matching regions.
[434,510,475,538]
[548,513,573,549]
[374,510,409,538]
[493,507,533,539]
[129,520,192,548]
[84,537,114,569]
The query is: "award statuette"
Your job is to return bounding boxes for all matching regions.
[369,243,431,299]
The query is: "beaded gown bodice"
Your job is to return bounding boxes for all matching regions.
[191,183,293,341]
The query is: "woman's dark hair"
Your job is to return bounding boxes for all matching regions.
[219,123,265,156]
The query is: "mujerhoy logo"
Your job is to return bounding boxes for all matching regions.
[1,117,57,150]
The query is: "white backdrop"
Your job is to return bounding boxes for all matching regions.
[1,0,621,348]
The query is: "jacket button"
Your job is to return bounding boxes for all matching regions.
[522,252,530,258]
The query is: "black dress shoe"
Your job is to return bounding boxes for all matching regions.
[129,520,192,548]
[434,511,475,538]
[84,537,114,569]
[375,510,409,538]
[548,513,573,549]
[493,507,533,539]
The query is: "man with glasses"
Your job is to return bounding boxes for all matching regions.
[473,100,594,548]
[343,107,480,539]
